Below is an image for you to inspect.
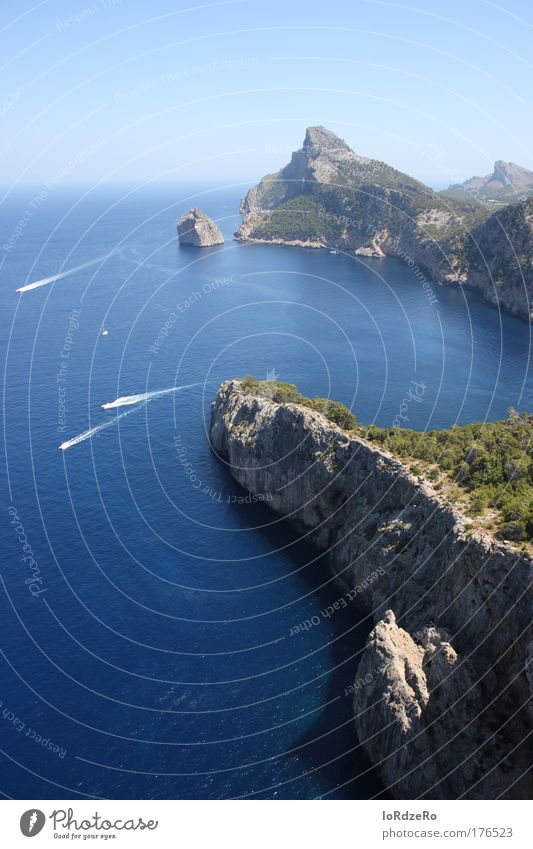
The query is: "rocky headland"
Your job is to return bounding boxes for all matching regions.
[210,379,533,799]
[177,208,224,247]
[235,127,533,321]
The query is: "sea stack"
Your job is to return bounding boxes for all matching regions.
[177,208,224,247]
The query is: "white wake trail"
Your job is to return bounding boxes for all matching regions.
[17,251,118,293]
[59,382,201,450]
[101,383,200,410]
[59,403,147,451]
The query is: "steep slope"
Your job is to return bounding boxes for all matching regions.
[210,379,533,799]
[236,127,533,320]
[465,198,533,317]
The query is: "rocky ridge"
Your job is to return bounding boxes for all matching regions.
[236,127,533,320]
[210,380,533,799]
[448,160,533,203]
[177,208,224,247]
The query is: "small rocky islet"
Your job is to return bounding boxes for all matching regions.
[177,207,224,247]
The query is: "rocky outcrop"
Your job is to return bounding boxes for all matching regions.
[355,612,490,798]
[210,380,533,799]
[236,127,533,320]
[354,236,386,258]
[177,208,224,247]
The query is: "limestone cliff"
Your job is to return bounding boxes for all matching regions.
[463,199,533,319]
[236,127,533,321]
[210,380,533,799]
[177,208,224,247]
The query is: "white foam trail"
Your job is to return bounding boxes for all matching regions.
[17,251,118,293]
[101,383,200,410]
[59,403,146,451]
[59,382,201,451]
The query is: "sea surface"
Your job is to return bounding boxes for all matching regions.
[1,184,531,799]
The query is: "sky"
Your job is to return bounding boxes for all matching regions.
[1,0,533,188]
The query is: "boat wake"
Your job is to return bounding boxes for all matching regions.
[59,403,147,451]
[17,251,118,293]
[59,382,201,450]
[101,383,200,410]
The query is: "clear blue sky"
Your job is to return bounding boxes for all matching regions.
[2,0,533,187]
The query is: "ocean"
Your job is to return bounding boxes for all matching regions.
[1,183,531,799]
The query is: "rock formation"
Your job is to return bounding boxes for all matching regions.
[236,126,533,320]
[448,160,533,203]
[177,208,224,247]
[210,379,533,799]
[463,199,533,318]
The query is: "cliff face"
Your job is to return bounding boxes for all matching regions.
[210,380,533,799]
[466,199,533,319]
[236,127,533,321]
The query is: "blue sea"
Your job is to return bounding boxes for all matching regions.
[1,184,531,799]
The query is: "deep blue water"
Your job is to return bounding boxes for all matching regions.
[1,184,531,800]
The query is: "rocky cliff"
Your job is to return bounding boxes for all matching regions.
[210,380,533,799]
[177,207,224,247]
[464,199,533,317]
[236,127,533,320]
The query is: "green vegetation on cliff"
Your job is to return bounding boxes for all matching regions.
[238,377,532,543]
[361,415,533,543]
[240,375,357,429]
[251,196,339,242]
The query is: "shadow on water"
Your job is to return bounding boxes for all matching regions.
[289,548,386,800]
[223,465,385,800]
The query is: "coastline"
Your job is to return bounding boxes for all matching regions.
[210,379,533,799]
[233,234,533,323]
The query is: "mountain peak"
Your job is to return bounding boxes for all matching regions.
[492,160,532,187]
[303,126,352,154]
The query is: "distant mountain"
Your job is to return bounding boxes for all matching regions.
[237,125,463,246]
[445,160,533,203]
[236,127,533,320]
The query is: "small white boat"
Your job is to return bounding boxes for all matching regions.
[329,250,337,254]
[101,329,109,336]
